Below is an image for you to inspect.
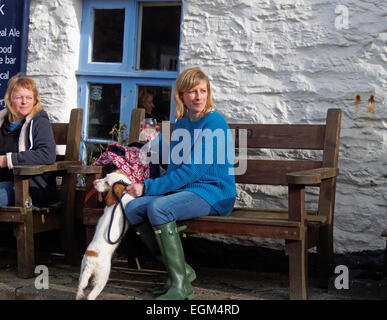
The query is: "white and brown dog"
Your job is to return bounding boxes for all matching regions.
[75,171,134,300]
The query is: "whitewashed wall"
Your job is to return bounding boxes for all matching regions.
[27,0,387,253]
[27,0,82,122]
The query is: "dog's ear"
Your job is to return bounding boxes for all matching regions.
[105,190,116,207]
[105,184,126,207]
[113,184,126,198]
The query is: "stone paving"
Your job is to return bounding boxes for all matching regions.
[0,247,385,301]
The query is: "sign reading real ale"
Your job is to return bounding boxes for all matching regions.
[0,0,30,109]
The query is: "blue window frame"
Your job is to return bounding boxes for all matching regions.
[77,0,182,162]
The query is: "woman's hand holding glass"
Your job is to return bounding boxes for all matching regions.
[139,118,159,156]
[139,118,159,141]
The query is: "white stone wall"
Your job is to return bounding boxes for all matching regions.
[179,0,387,253]
[26,0,386,253]
[27,0,82,122]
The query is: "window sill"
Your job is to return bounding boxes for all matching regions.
[76,69,179,79]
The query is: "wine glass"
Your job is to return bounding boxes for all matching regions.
[141,118,157,156]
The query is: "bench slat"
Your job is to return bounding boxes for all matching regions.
[0,207,23,222]
[166,123,325,149]
[68,165,104,174]
[231,208,327,224]
[13,160,81,175]
[286,167,339,185]
[180,216,303,240]
[229,124,326,149]
[52,123,69,146]
[235,160,322,184]
[33,213,62,234]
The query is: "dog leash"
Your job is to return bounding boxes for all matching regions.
[83,188,107,207]
[107,180,130,245]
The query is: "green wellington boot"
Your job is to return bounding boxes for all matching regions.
[133,222,196,296]
[153,221,194,300]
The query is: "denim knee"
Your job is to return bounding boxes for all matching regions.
[0,189,9,207]
[0,182,14,207]
[124,198,147,226]
[147,198,174,226]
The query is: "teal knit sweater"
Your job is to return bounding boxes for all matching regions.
[143,111,236,216]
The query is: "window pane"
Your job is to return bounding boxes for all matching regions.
[138,4,181,71]
[85,141,108,164]
[88,83,121,140]
[92,9,124,62]
[137,85,171,122]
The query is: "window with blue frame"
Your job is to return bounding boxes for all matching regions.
[77,0,181,162]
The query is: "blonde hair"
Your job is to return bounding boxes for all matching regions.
[4,73,43,121]
[174,67,214,119]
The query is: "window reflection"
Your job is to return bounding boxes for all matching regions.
[92,9,124,62]
[137,85,171,122]
[88,83,121,140]
[137,4,181,71]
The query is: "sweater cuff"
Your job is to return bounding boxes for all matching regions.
[143,179,150,195]
[6,152,13,169]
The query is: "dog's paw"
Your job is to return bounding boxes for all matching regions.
[75,291,84,300]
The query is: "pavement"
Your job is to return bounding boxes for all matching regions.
[0,246,386,301]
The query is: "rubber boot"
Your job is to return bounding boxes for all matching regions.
[132,222,196,296]
[153,221,194,300]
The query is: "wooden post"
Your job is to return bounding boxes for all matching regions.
[63,109,83,265]
[317,109,341,286]
[13,176,35,278]
[62,172,80,265]
[286,184,308,300]
[129,108,145,144]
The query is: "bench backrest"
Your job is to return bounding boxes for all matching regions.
[231,109,341,185]
[51,108,83,162]
[153,109,341,184]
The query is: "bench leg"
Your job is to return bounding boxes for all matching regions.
[317,224,334,288]
[384,239,387,276]
[85,225,96,247]
[286,238,308,300]
[14,215,35,279]
[62,174,80,265]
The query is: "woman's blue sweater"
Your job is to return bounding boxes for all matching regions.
[143,111,236,216]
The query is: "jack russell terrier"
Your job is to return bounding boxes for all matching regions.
[75,171,134,300]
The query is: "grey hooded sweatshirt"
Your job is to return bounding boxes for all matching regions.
[0,109,59,206]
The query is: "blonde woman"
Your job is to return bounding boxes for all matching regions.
[0,74,57,207]
[125,67,236,300]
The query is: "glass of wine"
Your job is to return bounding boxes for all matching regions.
[141,118,158,156]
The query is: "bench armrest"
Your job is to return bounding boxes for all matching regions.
[67,165,103,175]
[13,160,81,176]
[286,167,339,185]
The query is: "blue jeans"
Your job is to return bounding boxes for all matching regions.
[125,191,218,227]
[0,181,14,207]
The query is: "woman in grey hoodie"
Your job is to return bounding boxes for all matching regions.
[0,74,57,207]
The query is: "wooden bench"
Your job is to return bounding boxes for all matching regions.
[70,108,342,300]
[0,108,83,278]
